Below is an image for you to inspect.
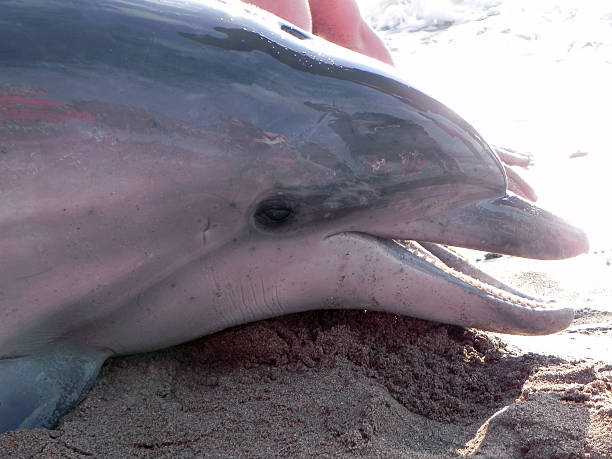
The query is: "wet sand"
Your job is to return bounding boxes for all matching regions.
[1,252,611,458]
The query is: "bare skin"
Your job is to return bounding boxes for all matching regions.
[244,0,536,201]
[244,0,394,65]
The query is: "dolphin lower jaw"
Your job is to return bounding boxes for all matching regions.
[321,232,574,336]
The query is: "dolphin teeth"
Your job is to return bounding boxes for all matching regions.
[394,239,547,310]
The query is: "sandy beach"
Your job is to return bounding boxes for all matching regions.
[1,251,610,457]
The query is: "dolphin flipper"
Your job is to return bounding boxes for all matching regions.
[0,347,107,432]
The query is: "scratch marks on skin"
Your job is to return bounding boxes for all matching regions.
[231,276,282,322]
[210,271,266,326]
[202,259,282,326]
[249,281,260,315]
[274,285,283,314]
[260,278,270,315]
[260,278,280,317]
[255,278,283,318]
[239,283,248,314]
[238,277,279,321]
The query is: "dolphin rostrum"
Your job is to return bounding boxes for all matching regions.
[0,0,588,432]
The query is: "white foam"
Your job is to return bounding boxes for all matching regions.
[358,0,501,32]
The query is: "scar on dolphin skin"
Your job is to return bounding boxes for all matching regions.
[304,102,463,175]
[0,0,587,434]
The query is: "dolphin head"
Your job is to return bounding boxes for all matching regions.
[0,0,588,361]
[200,89,588,339]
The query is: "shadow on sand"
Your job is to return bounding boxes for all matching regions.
[1,310,610,457]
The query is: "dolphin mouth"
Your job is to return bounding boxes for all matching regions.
[394,239,549,310]
[322,194,588,336]
[329,232,576,336]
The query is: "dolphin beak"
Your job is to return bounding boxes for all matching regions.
[398,195,589,260]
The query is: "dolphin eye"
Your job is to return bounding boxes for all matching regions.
[254,201,296,228]
[264,208,292,222]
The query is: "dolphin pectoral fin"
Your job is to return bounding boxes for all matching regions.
[321,233,574,335]
[0,347,108,433]
[403,195,588,260]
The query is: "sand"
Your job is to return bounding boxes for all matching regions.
[1,251,611,458]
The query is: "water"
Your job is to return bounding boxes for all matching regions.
[359,0,612,252]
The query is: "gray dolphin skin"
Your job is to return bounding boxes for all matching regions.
[0,0,588,432]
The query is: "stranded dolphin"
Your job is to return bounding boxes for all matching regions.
[0,0,588,432]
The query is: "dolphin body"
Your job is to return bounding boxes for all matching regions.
[0,0,588,432]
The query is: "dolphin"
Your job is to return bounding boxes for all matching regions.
[0,0,588,433]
